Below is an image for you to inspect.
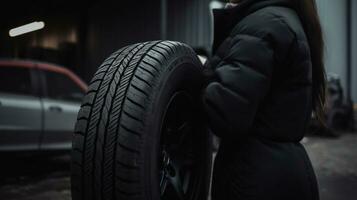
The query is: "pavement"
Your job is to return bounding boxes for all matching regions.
[303,133,357,200]
[0,154,70,200]
[0,133,356,200]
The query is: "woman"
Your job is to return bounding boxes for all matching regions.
[201,0,325,199]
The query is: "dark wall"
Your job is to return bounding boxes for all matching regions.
[0,14,80,71]
[82,0,212,81]
[83,0,162,81]
[0,1,82,75]
[166,0,212,54]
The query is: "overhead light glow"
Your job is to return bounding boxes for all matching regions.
[9,21,45,37]
[209,1,225,9]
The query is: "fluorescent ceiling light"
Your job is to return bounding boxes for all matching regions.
[9,21,45,37]
[209,1,225,9]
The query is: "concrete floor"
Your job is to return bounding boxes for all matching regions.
[303,133,357,200]
[0,154,70,200]
[0,133,356,200]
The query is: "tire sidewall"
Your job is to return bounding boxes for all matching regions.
[142,52,211,200]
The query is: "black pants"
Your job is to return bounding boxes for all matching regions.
[211,138,319,200]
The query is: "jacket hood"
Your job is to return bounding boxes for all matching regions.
[212,0,293,53]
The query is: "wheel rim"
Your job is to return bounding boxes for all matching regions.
[159,91,202,200]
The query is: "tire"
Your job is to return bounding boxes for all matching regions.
[71,41,212,200]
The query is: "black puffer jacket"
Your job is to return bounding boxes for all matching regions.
[202,0,319,199]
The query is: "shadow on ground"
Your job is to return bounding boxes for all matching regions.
[0,133,356,200]
[0,153,71,200]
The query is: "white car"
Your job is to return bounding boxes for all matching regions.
[0,60,87,151]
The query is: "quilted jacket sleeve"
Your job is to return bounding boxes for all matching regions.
[202,14,296,139]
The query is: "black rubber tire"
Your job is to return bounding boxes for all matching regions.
[71,41,212,200]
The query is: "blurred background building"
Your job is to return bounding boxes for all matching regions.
[0,0,356,106]
[0,0,212,82]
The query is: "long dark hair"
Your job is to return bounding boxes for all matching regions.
[290,0,326,125]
